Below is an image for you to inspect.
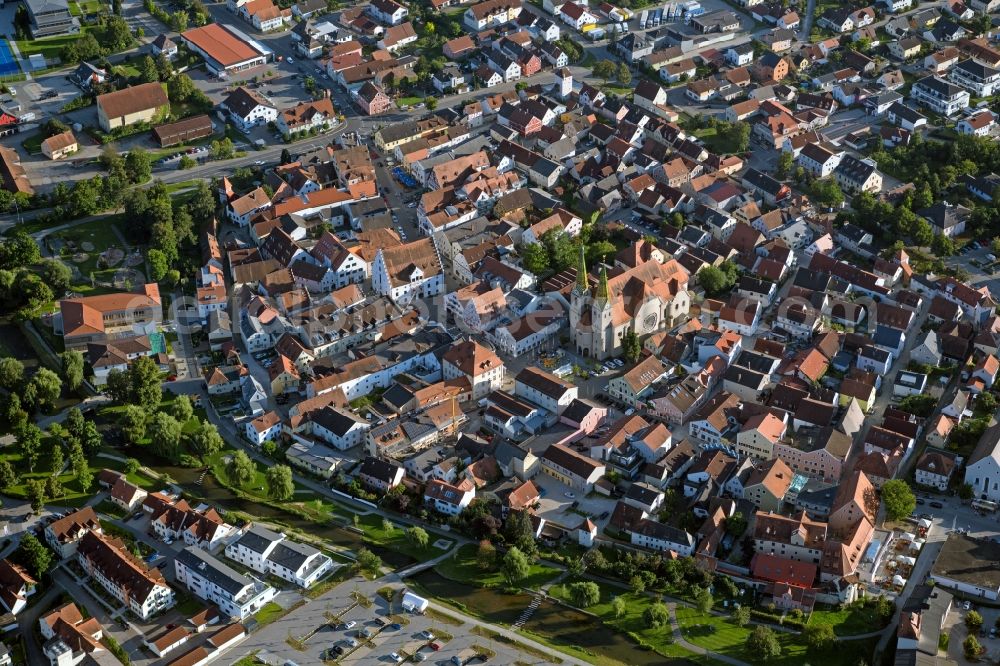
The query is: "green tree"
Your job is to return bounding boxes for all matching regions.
[912,218,933,246]
[501,546,531,586]
[15,533,52,577]
[425,97,438,110]
[406,526,429,550]
[227,450,256,488]
[617,62,631,85]
[0,357,24,390]
[266,464,294,500]
[964,635,982,660]
[932,233,955,257]
[139,54,159,83]
[49,440,64,476]
[695,587,714,614]
[630,574,646,594]
[776,151,794,179]
[644,602,669,628]
[881,479,916,521]
[26,478,46,512]
[0,230,40,270]
[725,512,748,537]
[593,59,616,83]
[124,457,141,475]
[569,581,600,608]
[147,249,169,282]
[0,460,15,490]
[698,265,733,297]
[958,482,975,501]
[967,610,984,632]
[38,258,73,294]
[503,509,537,556]
[121,404,147,443]
[172,395,194,423]
[148,411,183,462]
[732,605,751,627]
[188,420,223,460]
[46,475,63,500]
[125,149,152,184]
[810,178,844,208]
[612,595,627,619]
[746,625,781,662]
[25,368,62,412]
[356,547,382,576]
[60,350,85,392]
[804,623,835,651]
[622,330,642,363]
[130,356,162,411]
[75,464,93,493]
[875,595,894,621]
[520,242,549,274]
[16,422,42,472]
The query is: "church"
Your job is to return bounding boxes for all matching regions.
[570,247,690,360]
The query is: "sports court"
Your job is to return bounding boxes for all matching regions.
[0,40,21,77]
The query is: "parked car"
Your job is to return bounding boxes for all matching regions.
[930,501,944,509]
[345,621,357,630]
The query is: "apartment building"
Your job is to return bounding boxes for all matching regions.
[77,532,175,621]
[910,75,970,116]
[175,547,276,620]
[224,525,335,588]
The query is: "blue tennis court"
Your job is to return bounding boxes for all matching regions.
[0,40,20,77]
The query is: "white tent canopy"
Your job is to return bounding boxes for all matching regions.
[899,532,917,542]
[893,574,907,586]
[896,555,916,566]
[918,519,932,529]
[402,591,428,613]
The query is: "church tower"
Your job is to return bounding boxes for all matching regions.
[556,67,573,100]
[570,245,590,356]
[593,266,614,359]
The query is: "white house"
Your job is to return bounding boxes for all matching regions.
[630,519,696,556]
[965,423,1000,501]
[515,366,578,415]
[310,407,370,450]
[225,525,335,588]
[175,547,277,620]
[910,75,970,116]
[220,87,278,132]
[245,410,282,446]
[371,238,445,303]
[424,478,476,515]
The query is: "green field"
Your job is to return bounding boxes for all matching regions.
[436,543,560,590]
[807,602,886,637]
[549,578,707,661]
[675,607,878,666]
[15,32,85,61]
[1,449,157,508]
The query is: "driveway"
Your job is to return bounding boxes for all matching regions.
[530,474,616,531]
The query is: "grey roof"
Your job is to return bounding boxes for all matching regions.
[358,456,403,484]
[177,546,252,596]
[24,0,68,13]
[267,540,320,571]
[233,524,283,555]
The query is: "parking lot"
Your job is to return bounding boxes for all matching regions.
[242,579,548,666]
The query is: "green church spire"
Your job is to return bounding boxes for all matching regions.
[597,266,610,301]
[575,244,589,293]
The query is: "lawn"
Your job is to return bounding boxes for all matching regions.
[397,96,422,107]
[808,602,886,637]
[691,126,741,156]
[352,512,451,560]
[21,132,44,154]
[549,578,704,662]
[253,601,286,627]
[675,607,877,666]
[15,31,89,61]
[436,543,560,590]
